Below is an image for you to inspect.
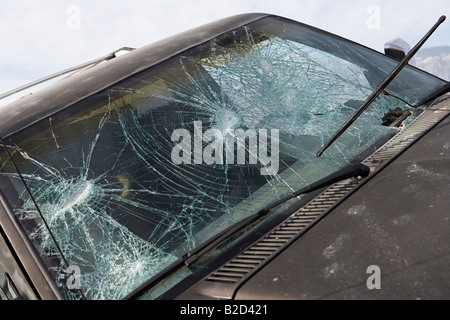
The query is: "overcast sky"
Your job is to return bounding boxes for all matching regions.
[1,0,449,105]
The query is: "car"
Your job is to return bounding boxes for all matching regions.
[0,12,449,301]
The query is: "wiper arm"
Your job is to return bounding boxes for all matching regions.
[316,15,446,158]
[125,162,370,300]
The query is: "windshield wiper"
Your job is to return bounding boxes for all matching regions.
[316,15,446,158]
[125,161,370,299]
[183,162,370,265]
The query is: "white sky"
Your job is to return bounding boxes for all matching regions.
[1,0,449,103]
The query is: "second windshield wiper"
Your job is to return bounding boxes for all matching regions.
[125,161,370,299]
[183,161,370,266]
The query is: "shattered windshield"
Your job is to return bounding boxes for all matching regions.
[0,16,444,300]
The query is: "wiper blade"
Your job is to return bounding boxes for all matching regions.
[125,162,370,300]
[245,162,370,221]
[316,15,446,158]
[181,162,368,266]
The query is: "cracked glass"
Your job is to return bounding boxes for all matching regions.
[0,16,445,300]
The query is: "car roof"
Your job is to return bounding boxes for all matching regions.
[0,13,270,138]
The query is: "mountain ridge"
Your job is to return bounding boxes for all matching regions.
[413,45,450,81]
